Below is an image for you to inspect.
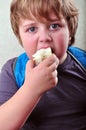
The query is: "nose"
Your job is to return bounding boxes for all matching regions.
[39,30,52,43]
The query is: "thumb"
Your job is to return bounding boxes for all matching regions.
[26,59,35,71]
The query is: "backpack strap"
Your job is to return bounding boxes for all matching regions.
[68,46,86,71]
[13,46,86,88]
[13,52,29,88]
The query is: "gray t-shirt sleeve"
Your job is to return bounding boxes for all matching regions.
[0,58,18,105]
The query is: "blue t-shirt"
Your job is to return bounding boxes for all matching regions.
[0,52,86,130]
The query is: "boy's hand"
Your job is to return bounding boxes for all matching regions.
[24,54,59,96]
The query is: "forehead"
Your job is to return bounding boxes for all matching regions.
[17,0,62,22]
[19,11,64,26]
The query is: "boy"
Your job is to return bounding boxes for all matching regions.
[0,0,86,129]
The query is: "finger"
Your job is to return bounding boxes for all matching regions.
[53,70,58,84]
[49,62,58,72]
[50,70,58,86]
[52,69,58,78]
[42,54,59,67]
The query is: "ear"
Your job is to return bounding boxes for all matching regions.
[68,36,72,46]
[69,36,71,41]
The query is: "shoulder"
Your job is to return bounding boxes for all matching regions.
[0,57,17,84]
[0,57,18,104]
[0,57,18,87]
[1,57,17,73]
[67,46,86,72]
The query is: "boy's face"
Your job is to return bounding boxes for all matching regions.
[19,12,70,63]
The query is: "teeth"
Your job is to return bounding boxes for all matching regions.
[33,47,52,65]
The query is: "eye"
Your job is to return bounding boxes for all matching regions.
[27,27,36,33]
[50,23,60,31]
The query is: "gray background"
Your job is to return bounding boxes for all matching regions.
[0,0,86,70]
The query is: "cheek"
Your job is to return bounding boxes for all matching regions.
[55,33,69,58]
[58,35,68,49]
[22,37,36,59]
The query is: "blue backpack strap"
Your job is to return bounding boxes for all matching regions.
[13,52,29,88]
[68,46,86,71]
[14,47,86,88]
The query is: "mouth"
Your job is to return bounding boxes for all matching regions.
[51,48,54,53]
[33,47,52,65]
[37,47,55,54]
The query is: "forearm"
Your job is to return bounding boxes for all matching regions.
[0,85,41,130]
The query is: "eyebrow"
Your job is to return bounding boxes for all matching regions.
[23,23,38,29]
[21,17,64,28]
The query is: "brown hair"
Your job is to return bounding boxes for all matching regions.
[10,0,78,46]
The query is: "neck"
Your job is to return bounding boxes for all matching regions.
[59,53,67,65]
